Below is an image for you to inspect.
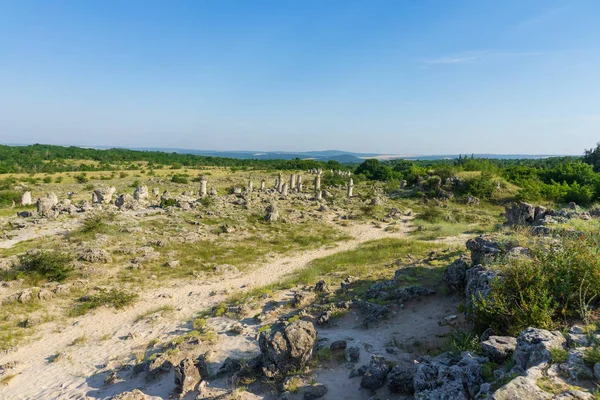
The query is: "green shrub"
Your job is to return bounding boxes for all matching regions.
[74,174,88,184]
[54,176,63,183]
[17,251,73,282]
[71,289,138,316]
[171,174,189,184]
[456,171,497,200]
[43,177,52,184]
[473,234,600,335]
[549,348,568,364]
[584,346,600,366]
[130,179,141,188]
[0,190,21,206]
[416,205,444,223]
[160,198,177,208]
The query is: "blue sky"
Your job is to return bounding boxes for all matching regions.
[1,0,599,155]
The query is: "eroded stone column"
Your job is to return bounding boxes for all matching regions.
[200,176,208,198]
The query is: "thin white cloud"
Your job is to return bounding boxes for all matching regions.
[514,5,570,31]
[420,50,541,67]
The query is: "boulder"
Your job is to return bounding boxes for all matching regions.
[387,361,416,394]
[37,195,58,218]
[21,191,32,206]
[174,357,201,396]
[505,202,535,226]
[443,257,469,291]
[466,236,501,266]
[93,187,116,204]
[481,336,517,363]
[414,352,486,399]
[259,320,317,379]
[265,203,279,222]
[303,384,327,400]
[360,355,391,390]
[133,186,149,200]
[346,346,360,363]
[512,327,566,372]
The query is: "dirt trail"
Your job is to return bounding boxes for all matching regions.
[0,220,413,400]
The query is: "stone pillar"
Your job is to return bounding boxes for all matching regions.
[248,180,253,193]
[260,180,266,191]
[399,180,407,190]
[315,189,322,201]
[297,175,303,191]
[347,179,354,198]
[290,174,296,190]
[277,173,283,192]
[281,183,288,196]
[200,176,208,198]
[315,175,321,191]
[21,191,32,206]
[152,188,160,196]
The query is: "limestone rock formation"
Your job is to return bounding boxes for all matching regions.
[258,320,317,379]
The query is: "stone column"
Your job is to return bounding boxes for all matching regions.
[247,180,253,193]
[347,178,354,198]
[315,189,322,201]
[281,183,288,196]
[297,175,303,191]
[315,175,321,191]
[200,176,208,198]
[290,174,296,190]
[277,173,283,192]
[260,180,266,191]
[21,191,32,206]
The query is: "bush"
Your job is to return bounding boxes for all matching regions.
[43,177,52,184]
[74,174,88,184]
[171,174,189,184]
[0,190,21,206]
[473,234,600,335]
[416,205,444,223]
[18,251,73,282]
[457,171,497,200]
[54,176,63,183]
[160,198,177,208]
[130,179,141,188]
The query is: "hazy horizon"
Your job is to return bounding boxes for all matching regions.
[1,1,599,154]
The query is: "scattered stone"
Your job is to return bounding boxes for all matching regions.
[443,257,469,291]
[512,327,566,372]
[314,280,329,293]
[346,346,360,363]
[387,361,416,394]
[330,340,347,350]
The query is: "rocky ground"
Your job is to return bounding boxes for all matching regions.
[0,170,598,399]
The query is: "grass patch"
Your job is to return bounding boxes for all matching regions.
[134,305,174,323]
[71,288,138,316]
[283,238,448,286]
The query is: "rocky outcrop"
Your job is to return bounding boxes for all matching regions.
[93,187,116,204]
[36,193,59,218]
[133,186,149,200]
[466,236,501,266]
[360,355,391,390]
[443,257,469,291]
[387,360,416,394]
[174,357,201,396]
[481,336,517,363]
[512,327,566,372]
[259,320,317,379]
[414,352,487,399]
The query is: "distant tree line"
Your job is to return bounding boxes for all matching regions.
[0,144,349,174]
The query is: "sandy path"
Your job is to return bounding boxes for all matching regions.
[0,220,411,400]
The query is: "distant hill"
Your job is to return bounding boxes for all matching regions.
[97,147,569,163]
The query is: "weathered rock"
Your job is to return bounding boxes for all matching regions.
[314,280,329,293]
[505,202,535,226]
[21,191,32,206]
[360,355,391,390]
[330,340,347,350]
[491,365,551,400]
[466,236,501,266]
[146,355,172,382]
[387,361,416,394]
[174,357,201,396]
[78,247,112,263]
[512,327,566,372]
[481,336,517,363]
[37,195,58,218]
[414,352,486,399]
[303,384,327,400]
[317,310,332,325]
[265,203,279,222]
[465,264,498,313]
[346,346,360,363]
[259,320,317,379]
[93,187,116,204]
[216,357,242,377]
[443,257,469,291]
[133,186,149,200]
